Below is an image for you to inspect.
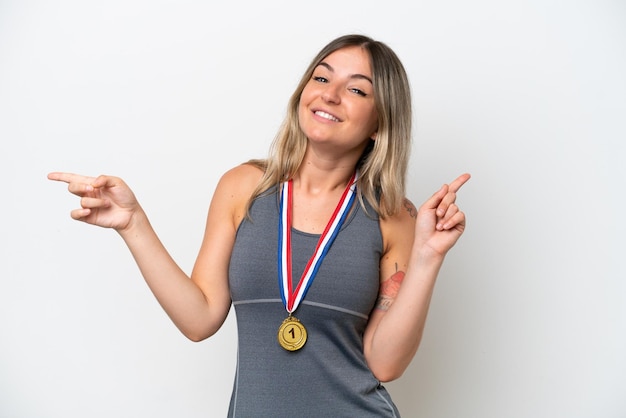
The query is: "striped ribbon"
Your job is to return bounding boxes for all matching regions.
[278,171,358,313]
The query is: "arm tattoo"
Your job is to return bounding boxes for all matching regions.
[375,263,405,311]
[403,199,417,218]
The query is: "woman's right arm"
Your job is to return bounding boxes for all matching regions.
[48,165,262,341]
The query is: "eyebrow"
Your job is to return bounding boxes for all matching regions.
[317,62,373,84]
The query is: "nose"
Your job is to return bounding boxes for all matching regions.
[321,84,341,104]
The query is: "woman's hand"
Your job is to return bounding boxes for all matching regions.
[47,172,141,231]
[413,173,471,257]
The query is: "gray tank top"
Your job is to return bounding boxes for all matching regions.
[228,187,400,417]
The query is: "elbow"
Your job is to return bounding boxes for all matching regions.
[371,366,404,383]
[185,333,209,343]
[177,306,230,342]
[180,325,217,343]
[365,347,411,382]
[367,357,407,382]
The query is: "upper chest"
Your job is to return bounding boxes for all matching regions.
[291,190,353,234]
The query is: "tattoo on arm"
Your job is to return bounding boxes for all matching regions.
[403,199,417,218]
[375,263,405,311]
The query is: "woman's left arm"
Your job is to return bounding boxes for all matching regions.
[363,173,471,382]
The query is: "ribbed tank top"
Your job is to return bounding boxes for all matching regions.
[227,186,400,417]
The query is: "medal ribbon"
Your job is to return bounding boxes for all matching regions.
[278,171,358,313]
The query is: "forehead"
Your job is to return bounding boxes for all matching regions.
[318,46,373,76]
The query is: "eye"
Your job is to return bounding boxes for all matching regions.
[349,88,367,97]
[313,76,328,83]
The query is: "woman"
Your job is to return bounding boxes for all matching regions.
[49,34,470,417]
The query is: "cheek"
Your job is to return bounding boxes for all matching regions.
[299,83,315,105]
[362,108,378,134]
[297,99,315,137]
[298,89,312,119]
[297,100,307,128]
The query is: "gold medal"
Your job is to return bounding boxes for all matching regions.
[277,315,307,351]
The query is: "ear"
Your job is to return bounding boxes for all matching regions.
[370,131,377,141]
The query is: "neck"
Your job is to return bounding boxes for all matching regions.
[292,164,356,195]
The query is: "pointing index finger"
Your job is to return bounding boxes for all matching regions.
[448,173,471,193]
[47,172,94,185]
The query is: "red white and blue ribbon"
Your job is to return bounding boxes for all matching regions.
[278,172,358,313]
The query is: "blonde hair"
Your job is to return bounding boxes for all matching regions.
[247,34,412,218]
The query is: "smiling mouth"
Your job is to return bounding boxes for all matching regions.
[314,110,340,122]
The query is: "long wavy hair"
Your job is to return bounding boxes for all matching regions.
[247,34,412,218]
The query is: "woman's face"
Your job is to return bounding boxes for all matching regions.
[298,46,378,154]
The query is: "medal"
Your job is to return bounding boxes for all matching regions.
[277,171,358,351]
[277,315,307,351]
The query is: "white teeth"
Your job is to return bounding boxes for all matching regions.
[315,111,339,122]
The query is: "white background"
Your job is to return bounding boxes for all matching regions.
[1,1,624,417]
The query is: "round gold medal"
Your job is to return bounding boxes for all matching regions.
[277,315,307,351]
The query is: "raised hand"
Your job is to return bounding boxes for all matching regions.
[47,172,141,231]
[413,173,471,257]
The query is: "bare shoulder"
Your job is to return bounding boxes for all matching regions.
[397,198,418,221]
[380,197,417,247]
[219,162,264,191]
[211,163,264,224]
[218,163,263,200]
